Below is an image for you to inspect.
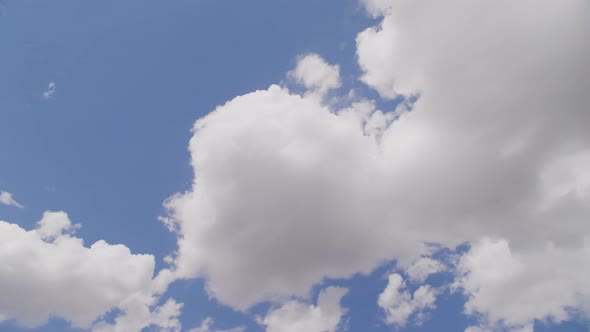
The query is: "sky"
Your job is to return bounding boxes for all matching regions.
[1,0,590,331]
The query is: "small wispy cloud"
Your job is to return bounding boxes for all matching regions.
[0,191,24,208]
[42,81,56,99]
[0,0,6,17]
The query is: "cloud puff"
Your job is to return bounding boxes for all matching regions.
[93,297,182,332]
[404,257,447,283]
[188,317,244,332]
[288,53,341,97]
[0,211,180,331]
[42,81,56,99]
[261,287,348,332]
[455,237,590,331]
[378,274,437,327]
[0,191,23,208]
[162,0,590,327]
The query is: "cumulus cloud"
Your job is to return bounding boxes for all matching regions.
[288,53,341,97]
[261,287,348,332]
[162,0,590,328]
[0,0,587,330]
[163,84,425,309]
[378,274,437,327]
[188,317,245,332]
[0,211,180,330]
[42,81,56,99]
[0,191,23,208]
[455,237,590,331]
[356,0,590,326]
[93,297,182,332]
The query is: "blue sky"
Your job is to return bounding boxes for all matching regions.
[1,1,590,331]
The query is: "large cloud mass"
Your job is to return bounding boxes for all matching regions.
[165,85,426,308]
[164,0,590,328]
[356,0,590,328]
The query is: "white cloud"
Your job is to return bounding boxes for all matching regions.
[288,53,341,97]
[355,0,590,327]
[42,81,56,99]
[0,211,180,331]
[454,237,590,331]
[188,317,244,332]
[163,84,427,309]
[1,0,586,329]
[378,274,437,327]
[262,287,348,332]
[404,257,446,283]
[36,210,78,240]
[161,0,590,327]
[93,297,182,332]
[0,191,23,208]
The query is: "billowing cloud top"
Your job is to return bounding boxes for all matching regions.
[0,211,180,331]
[288,53,341,97]
[162,0,590,330]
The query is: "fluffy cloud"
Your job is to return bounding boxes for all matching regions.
[93,297,182,332]
[378,274,437,327]
[455,237,590,331]
[163,0,590,327]
[0,191,23,208]
[188,317,245,332]
[261,287,348,332]
[0,211,180,330]
[288,53,341,97]
[356,0,590,326]
[354,0,590,251]
[404,257,447,283]
[164,84,426,309]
